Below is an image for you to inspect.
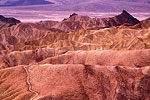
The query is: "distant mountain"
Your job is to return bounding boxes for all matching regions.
[0,0,54,6]
[9,10,137,33]
[114,0,150,3]
[37,10,140,32]
[30,0,150,12]
[131,17,150,29]
[0,10,140,52]
[0,0,150,12]
[0,15,21,29]
[48,0,150,4]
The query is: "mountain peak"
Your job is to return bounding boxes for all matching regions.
[122,10,128,14]
[120,10,134,18]
[121,10,131,16]
[69,13,78,18]
[115,10,140,25]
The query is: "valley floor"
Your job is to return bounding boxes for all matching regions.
[0,9,150,22]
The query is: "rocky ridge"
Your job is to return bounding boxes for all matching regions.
[0,15,21,29]
[1,10,150,100]
[39,10,140,32]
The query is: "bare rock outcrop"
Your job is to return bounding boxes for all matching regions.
[51,10,140,32]
[0,15,21,29]
[131,17,150,29]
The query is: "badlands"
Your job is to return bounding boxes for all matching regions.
[0,10,150,100]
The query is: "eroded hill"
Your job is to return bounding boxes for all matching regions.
[0,15,20,29]
[1,11,150,100]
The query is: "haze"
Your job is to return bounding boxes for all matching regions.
[0,0,150,22]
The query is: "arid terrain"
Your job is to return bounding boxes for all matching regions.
[1,9,150,100]
[0,0,150,22]
[1,9,150,22]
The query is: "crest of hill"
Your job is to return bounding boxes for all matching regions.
[0,10,146,54]
[131,17,150,29]
[0,15,21,29]
[0,10,140,33]
[37,10,140,32]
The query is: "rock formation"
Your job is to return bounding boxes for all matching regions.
[0,11,150,100]
[52,10,140,32]
[0,15,21,29]
[131,17,150,29]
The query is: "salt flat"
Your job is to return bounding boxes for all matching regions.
[0,9,150,22]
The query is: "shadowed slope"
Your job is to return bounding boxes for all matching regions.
[49,10,140,32]
[0,15,21,29]
[131,17,150,29]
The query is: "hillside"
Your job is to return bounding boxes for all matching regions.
[37,10,140,32]
[0,15,20,29]
[1,11,150,100]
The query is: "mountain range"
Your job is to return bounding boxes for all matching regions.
[0,0,150,12]
[0,0,54,6]
[1,10,150,100]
